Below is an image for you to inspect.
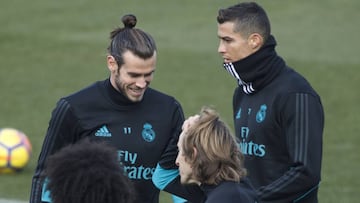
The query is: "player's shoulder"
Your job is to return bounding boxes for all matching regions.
[145,88,180,104]
[207,181,257,202]
[57,80,104,109]
[276,67,319,96]
[66,81,102,99]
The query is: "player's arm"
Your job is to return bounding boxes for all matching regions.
[257,93,324,202]
[30,99,82,203]
[153,165,205,203]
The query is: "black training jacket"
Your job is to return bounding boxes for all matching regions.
[225,36,324,203]
[200,179,258,203]
[30,79,184,203]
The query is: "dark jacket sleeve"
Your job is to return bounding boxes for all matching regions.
[29,99,82,203]
[258,93,324,202]
[152,101,205,203]
[157,101,184,169]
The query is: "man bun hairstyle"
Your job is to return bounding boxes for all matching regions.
[108,14,157,67]
[122,14,137,29]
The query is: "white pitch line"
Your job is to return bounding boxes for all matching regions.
[0,199,27,203]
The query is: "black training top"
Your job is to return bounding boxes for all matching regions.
[30,79,184,203]
[200,178,258,203]
[224,36,324,203]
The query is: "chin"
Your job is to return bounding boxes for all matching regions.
[127,95,144,102]
[181,178,199,186]
[180,177,190,185]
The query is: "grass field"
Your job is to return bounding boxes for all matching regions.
[1,0,359,202]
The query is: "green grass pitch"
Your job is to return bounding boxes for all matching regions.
[0,0,359,202]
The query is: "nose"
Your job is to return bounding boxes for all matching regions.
[136,77,147,88]
[175,154,180,166]
[218,41,225,54]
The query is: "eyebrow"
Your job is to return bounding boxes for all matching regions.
[127,70,155,77]
[218,35,233,41]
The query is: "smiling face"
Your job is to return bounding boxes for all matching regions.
[217,21,262,63]
[107,51,156,102]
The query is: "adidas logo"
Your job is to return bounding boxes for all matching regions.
[95,125,112,137]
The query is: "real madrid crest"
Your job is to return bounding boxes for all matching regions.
[142,123,155,142]
[256,104,267,123]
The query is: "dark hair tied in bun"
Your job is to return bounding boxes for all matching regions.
[122,14,137,28]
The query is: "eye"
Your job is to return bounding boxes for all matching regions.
[224,38,233,43]
[128,73,140,78]
[144,72,154,77]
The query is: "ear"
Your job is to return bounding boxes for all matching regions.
[248,33,264,50]
[192,147,198,160]
[107,55,118,72]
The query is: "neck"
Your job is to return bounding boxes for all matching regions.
[223,35,286,94]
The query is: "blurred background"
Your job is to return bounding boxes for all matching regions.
[0,0,359,202]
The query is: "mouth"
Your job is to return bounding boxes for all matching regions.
[222,56,231,63]
[128,87,145,97]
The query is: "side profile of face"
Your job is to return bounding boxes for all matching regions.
[217,21,259,63]
[107,51,156,102]
[175,132,194,185]
[175,115,200,185]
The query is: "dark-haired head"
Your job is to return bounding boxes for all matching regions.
[45,138,134,203]
[217,2,271,43]
[108,14,157,68]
